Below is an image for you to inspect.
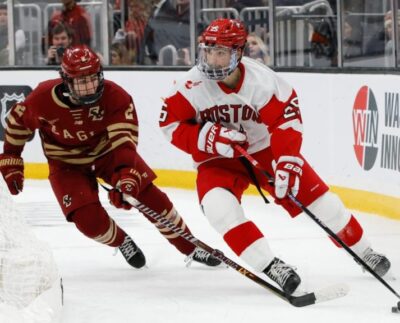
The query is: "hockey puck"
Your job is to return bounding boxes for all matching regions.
[393,306,400,313]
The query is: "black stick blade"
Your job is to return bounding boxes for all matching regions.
[290,283,349,307]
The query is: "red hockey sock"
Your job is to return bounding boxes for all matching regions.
[136,183,195,255]
[330,215,363,247]
[223,221,264,256]
[71,202,126,247]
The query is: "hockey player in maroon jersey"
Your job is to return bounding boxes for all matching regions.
[159,18,391,294]
[0,45,220,269]
[48,0,92,47]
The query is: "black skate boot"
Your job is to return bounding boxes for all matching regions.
[185,247,222,267]
[119,235,146,269]
[263,257,301,295]
[361,247,391,277]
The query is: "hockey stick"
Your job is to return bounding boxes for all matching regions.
[100,183,348,307]
[234,144,400,300]
[124,194,350,307]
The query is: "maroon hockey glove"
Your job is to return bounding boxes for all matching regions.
[198,122,248,158]
[0,153,24,195]
[109,168,142,210]
[108,189,133,210]
[273,156,304,199]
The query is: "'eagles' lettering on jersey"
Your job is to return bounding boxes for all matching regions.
[199,104,262,124]
[4,79,139,165]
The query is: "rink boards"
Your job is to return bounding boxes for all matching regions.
[0,69,398,219]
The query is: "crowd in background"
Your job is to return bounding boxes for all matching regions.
[0,0,398,68]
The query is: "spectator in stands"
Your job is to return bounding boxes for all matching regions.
[385,11,393,44]
[384,10,400,66]
[245,32,269,65]
[110,42,129,65]
[124,0,153,64]
[0,3,26,65]
[113,0,121,10]
[46,23,73,65]
[342,16,362,60]
[140,0,190,65]
[309,17,336,65]
[47,0,92,47]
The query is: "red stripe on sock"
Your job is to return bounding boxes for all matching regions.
[330,215,363,247]
[223,221,264,256]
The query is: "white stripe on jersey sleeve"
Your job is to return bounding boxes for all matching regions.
[161,121,180,142]
[278,119,303,133]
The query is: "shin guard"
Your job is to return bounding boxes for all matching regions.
[202,188,274,271]
[308,192,370,254]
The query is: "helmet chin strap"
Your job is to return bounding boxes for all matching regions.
[69,93,81,105]
[64,84,81,105]
[71,92,101,105]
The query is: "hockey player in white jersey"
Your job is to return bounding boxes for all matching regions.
[159,18,391,295]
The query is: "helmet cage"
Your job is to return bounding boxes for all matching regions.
[60,69,104,105]
[197,44,239,80]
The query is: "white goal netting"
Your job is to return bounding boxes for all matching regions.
[0,177,62,323]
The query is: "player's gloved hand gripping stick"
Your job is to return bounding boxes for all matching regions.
[198,122,248,158]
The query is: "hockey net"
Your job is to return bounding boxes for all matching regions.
[0,178,62,323]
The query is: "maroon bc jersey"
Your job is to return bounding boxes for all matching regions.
[3,79,139,166]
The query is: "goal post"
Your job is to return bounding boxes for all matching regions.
[0,177,63,323]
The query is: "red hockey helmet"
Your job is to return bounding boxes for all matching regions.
[200,18,248,49]
[60,45,104,105]
[197,19,248,80]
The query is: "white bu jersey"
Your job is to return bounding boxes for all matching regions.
[172,57,296,153]
[161,56,302,165]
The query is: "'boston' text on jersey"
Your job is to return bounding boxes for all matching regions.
[199,104,262,124]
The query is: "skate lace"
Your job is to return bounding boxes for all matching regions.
[363,250,384,269]
[193,249,210,261]
[185,247,209,267]
[267,262,296,287]
[119,238,138,260]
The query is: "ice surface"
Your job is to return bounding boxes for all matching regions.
[13,180,400,323]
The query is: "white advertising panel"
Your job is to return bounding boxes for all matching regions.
[0,70,398,199]
[283,73,400,198]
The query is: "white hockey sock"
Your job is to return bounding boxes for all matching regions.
[201,188,274,272]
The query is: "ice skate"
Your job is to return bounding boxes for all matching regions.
[185,247,222,267]
[361,247,391,277]
[263,257,301,295]
[119,235,146,269]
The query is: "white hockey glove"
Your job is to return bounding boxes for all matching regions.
[273,156,304,199]
[198,122,248,158]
